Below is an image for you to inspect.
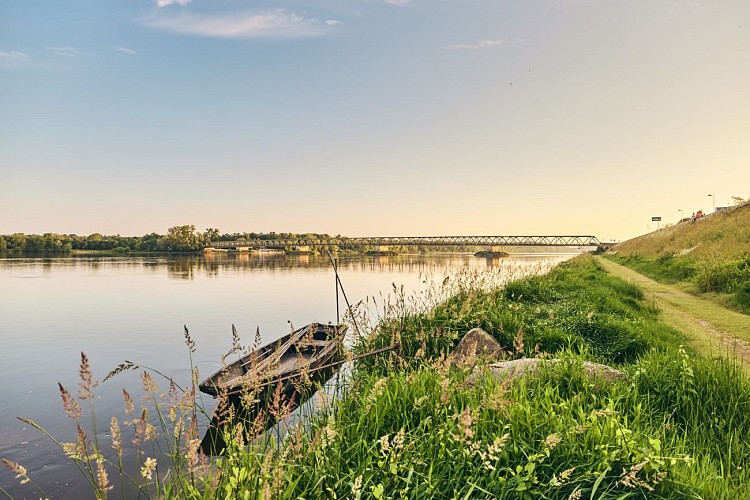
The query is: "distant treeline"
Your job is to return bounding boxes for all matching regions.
[0,225,339,255]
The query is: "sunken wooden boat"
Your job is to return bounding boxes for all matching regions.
[199,322,347,454]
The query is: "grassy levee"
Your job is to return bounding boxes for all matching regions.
[9,256,750,499]
[606,202,750,314]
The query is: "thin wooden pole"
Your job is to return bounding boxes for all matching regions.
[334,257,340,323]
[325,249,363,339]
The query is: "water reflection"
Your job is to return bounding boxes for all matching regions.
[0,252,586,283]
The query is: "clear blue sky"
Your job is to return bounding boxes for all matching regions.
[2,0,749,241]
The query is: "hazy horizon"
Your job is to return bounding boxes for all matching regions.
[2,1,749,242]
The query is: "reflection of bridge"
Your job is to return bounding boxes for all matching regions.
[210,235,600,250]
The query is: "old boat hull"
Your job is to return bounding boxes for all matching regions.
[199,323,346,455]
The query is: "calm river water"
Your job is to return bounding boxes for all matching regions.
[0,252,575,498]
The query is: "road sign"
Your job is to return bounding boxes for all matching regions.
[651,217,662,222]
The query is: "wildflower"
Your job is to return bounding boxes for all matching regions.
[2,459,30,485]
[458,407,475,440]
[141,371,158,394]
[76,424,90,459]
[486,383,512,413]
[78,352,98,400]
[371,378,387,397]
[110,417,122,456]
[620,462,650,490]
[134,409,156,444]
[392,428,405,451]
[544,433,562,449]
[414,395,429,407]
[440,376,451,404]
[183,325,196,352]
[62,442,82,460]
[231,323,242,351]
[568,489,582,500]
[487,433,509,459]
[141,457,157,480]
[551,467,575,486]
[352,475,363,496]
[103,361,137,382]
[324,414,337,442]
[234,423,245,448]
[379,434,390,455]
[123,389,134,414]
[560,467,575,480]
[96,458,112,492]
[58,383,82,420]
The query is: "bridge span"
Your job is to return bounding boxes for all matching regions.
[209,235,600,250]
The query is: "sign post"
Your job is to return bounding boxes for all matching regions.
[651,216,662,230]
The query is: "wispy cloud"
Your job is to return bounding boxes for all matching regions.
[326,19,342,26]
[384,0,414,5]
[146,9,331,39]
[113,46,137,55]
[45,46,97,58]
[0,50,28,60]
[444,39,520,50]
[156,0,192,7]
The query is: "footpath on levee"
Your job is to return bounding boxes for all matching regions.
[597,256,750,371]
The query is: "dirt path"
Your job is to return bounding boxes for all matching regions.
[596,256,750,369]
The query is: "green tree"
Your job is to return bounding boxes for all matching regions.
[0,235,6,251]
[160,225,202,251]
[203,227,220,242]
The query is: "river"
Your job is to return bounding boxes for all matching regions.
[0,252,575,498]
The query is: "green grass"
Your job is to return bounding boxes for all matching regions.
[358,256,686,369]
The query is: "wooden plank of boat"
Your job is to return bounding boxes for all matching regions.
[199,322,346,397]
[198,322,347,455]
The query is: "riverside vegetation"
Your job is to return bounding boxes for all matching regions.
[4,254,750,498]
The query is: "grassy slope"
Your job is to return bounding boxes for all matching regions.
[607,202,750,313]
[611,202,750,262]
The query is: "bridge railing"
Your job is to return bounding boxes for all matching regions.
[209,235,600,249]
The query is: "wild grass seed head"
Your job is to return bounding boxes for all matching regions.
[78,352,98,400]
[58,382,82,420]
[2,458,30,485]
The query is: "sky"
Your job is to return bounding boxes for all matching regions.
[1,0,749,242]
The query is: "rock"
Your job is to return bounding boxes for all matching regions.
[449,328,506,367]
[477,358,626,384]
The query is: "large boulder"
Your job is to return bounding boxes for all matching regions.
[476,358,626,384]
[449,328,506,367]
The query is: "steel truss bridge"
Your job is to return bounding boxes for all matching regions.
[210,235,600,250]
